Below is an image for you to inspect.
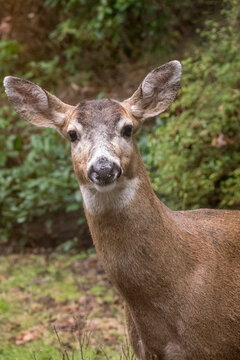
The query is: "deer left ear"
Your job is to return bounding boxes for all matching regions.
[3,76,74,130]
[122,60,182,122]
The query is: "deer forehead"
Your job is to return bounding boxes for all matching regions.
[67,99,131,134]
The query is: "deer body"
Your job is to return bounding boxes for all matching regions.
[4,61,240,359]
[82,147,240,360]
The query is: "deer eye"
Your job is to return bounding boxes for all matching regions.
[122,125,133,138]
[68,130,78,142]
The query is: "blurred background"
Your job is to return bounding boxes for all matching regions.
[0,1,240,358]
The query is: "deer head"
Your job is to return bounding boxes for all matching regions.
[4,61,181,194]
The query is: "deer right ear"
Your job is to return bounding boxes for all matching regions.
[122,60,182,122]
[3,76,74,130]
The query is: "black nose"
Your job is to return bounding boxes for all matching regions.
[87,157,122,186]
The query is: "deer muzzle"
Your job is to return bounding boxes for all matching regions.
[87,156,122,187]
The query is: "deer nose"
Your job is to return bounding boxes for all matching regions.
[87,157,122,186]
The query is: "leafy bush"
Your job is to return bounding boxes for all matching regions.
[1,0,223,80]
[0,105,81,240]
[0,12,80,242]
[45,0,222,73]
[0,40,19,73]
[146,0,240,210]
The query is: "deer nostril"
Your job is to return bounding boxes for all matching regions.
[95,172,101,180]
[117,167,122,178]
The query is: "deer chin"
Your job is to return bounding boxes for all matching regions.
[93,182,117,193]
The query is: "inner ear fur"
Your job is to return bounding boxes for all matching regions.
[3,76,74,130]
[122,60,182,122]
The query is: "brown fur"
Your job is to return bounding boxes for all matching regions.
[74,99,122,127]
[85,154,240,359]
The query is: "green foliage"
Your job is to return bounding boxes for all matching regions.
[45,0,220,73]
[0,28,81,241]
[0,40,19,73]
[0,103,81,240]
[146,0,240,210]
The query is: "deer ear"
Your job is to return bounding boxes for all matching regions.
[122,60,182,122]
[3,76,74,130]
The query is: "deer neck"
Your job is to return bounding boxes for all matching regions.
[79,146,181,301]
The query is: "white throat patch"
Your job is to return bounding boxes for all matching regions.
[80,177,139,214]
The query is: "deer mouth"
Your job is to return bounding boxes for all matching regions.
[93,182,118,193]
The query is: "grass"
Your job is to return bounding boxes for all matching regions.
[0,250,135,359]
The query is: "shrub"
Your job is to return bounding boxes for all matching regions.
[45,0,222,73]
[0,105,81,240]
[146,0,240,210]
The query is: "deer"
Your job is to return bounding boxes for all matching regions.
[3,60,240,360]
